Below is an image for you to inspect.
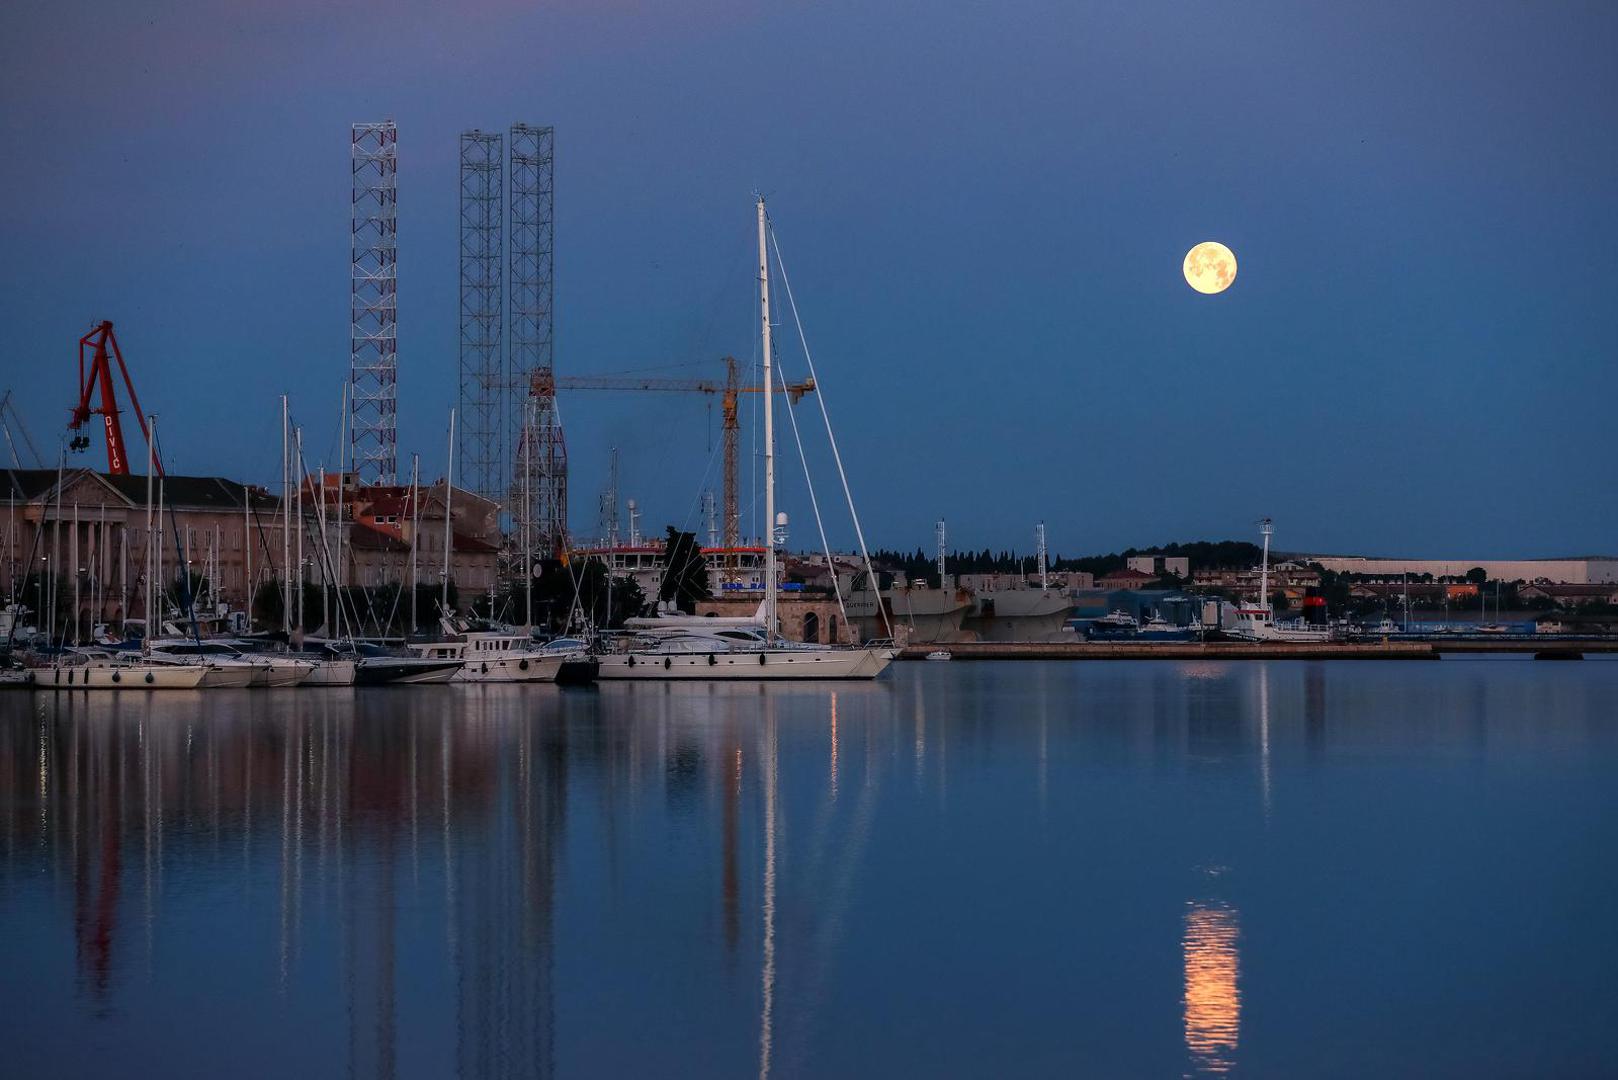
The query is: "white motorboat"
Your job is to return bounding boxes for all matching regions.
[281,636,461,686]
[410,618,597,684]
[291,640,465,686]
[925,650,953,661]
[145,639,290,687]
[597,624,895,680]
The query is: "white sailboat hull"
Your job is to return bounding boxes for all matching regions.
[452,652,570,683]
[597,645,895,681]
[39,663,209,690]
[252,660,316,687]
[371,660,462,684]
[195,665,258,688]
[300,659,357,686]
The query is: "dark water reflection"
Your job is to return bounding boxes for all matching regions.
[3,660,1617,1078]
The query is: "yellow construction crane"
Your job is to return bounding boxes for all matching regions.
[554,357,815,548]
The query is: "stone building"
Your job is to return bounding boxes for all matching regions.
[2,467,502,635]
[694,595,856,644]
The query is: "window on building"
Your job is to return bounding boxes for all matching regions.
[802,610,820,644]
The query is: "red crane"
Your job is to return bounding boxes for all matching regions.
[69,321,159,476]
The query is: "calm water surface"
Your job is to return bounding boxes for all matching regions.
[3,660,1616,1078]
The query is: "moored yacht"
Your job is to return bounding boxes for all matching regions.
[597,617,893,680]
[40,649,209,690]
[410,617,597,684]
[595,197,895,681]
[146,639,306,687]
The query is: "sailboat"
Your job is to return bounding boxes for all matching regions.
[594,196,896,681]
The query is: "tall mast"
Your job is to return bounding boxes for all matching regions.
[757,195,776,642]
[442,409,456,617]
[145,415,155,636]
[71,501,79,646]
[243,477,252,631]
[337,380,349,634]
[409,453,420,632]
[281,396,290,635]
[318,466,331,636]
[523,400,533,632]
[294,427,304,633]
[1259,517,1273,614]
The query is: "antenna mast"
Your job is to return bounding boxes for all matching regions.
[1259,517,1274,614]
[1036,521,1048,591]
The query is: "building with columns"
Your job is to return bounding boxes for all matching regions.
[3,468,502,636]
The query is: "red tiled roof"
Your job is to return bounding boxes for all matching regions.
[348,522,410,553]
[452,531,499,555]
[1100,568,1157,581]
[362,493,422,516]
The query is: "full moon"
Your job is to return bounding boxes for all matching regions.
[1183,241,1237,294]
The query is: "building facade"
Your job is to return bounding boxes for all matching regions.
[3,468,502,636]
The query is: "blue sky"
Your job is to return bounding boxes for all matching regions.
[2,0,1614,557]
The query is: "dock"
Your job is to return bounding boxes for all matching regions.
[898,639,1618,661]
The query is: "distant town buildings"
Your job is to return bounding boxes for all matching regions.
[1126,555,1189,579]
[1516,583,1618,607]
[1347,581,1478,602]
[1097,567,1160,590]
[1306,555,1618,584]
[1192,561,1321,603]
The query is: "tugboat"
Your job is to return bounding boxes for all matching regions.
[1226,520,1334,643]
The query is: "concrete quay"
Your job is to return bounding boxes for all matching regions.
[898,640,1618,661]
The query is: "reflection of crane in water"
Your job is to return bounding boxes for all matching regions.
[71,712,126,1001]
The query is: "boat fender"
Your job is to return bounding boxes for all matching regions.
[481,662,489,674]
[627,655,636,668]
[664,657,672,670]
[759,653,766,666]
[708,654,716,666]
[146,672,154,684]
[112,671,120,683]
[519,659,529,671]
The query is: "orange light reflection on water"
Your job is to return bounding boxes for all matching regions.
[1183,900,1241,1075]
